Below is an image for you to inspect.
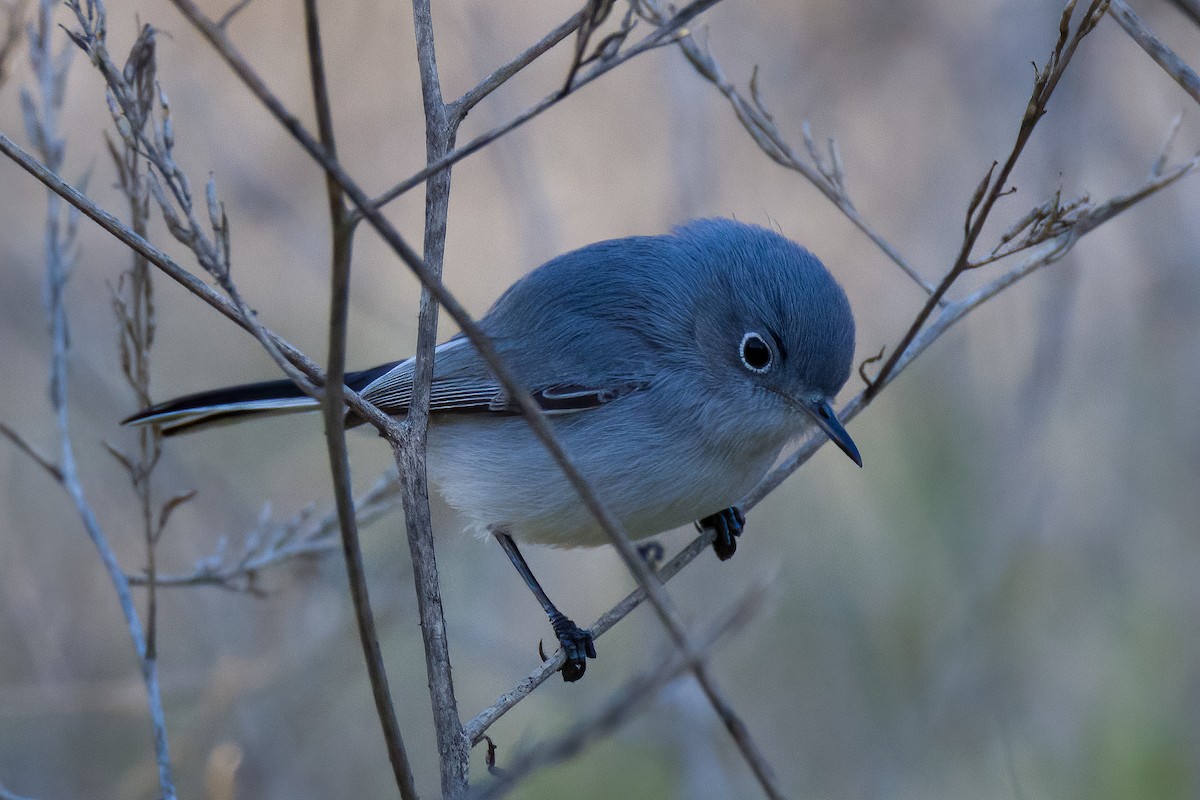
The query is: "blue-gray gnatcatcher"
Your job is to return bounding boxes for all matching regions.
[126,218,861,681]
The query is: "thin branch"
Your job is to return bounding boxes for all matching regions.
[216,0,254,29]
[407,0,469,794]
[355,0,726,224]
[0,421,62,482]
[64,5,319,399]
[302,0,417,795]
[471,581,771,800]
[560,0,619,95]
[448,10,583,122]
[22,1,175,794]
[0,132,400,438]
[671,30,934,296]
[102,25,167,663]
[1108,0,1200,104]
[867,0,1108,396]
[127,471,401,590]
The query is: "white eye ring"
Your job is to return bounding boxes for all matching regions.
[739,332,773,373]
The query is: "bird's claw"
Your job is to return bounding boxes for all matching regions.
[698,505,746,561]
[549,612,596,682]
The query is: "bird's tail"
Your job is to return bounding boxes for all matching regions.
[122,361,401,437]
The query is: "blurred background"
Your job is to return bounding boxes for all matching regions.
[2,0,1200,797]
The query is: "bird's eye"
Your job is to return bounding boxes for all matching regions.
[740,332,773,373]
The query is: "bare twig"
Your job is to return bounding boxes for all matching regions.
[0,421,62,481]
[666,24,934,296]
[407,0,470,794]
[127,471,401,590]
[22,1,175,795]
[64,3,318,399]
[357,0,726,223]
[103,32,167,661]
[216,0,254,29]
[302,0,417,796]
[1108,0,1200,105]
[0,129,406,443]
[471,581,771,800]
[450,10,583,121]
[560,0,618,95]
[867,0,1109,396]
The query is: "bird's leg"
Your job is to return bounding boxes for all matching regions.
[697,505,746,561]
[492,530,596,682]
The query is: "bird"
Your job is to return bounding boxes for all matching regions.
[125,218,861,681]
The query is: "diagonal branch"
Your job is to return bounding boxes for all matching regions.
[0,421,62,482]
[0,130,401,437]
[471,581,770,800]
[867,0,1108,396]
[356,0,726,224]
[667,21,934,295]
[449,10,583,121]
[1107,0,1200,104]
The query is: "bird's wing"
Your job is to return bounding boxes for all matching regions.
[357,337,649,418]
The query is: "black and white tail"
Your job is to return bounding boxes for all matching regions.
[122,361,401,436]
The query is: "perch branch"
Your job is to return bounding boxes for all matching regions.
[471,581,770,800]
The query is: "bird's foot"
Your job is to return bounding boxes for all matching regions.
[548,611,596,682]
[698,505,746,561]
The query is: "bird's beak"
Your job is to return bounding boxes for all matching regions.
[799,398,862,467]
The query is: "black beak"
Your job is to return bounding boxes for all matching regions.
[800,398,862,467]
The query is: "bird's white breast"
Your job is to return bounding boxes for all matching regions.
[425,391,787,547]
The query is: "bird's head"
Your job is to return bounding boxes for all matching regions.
[677,219,861,466]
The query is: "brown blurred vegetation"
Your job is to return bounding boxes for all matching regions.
[2,1,1200,798]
